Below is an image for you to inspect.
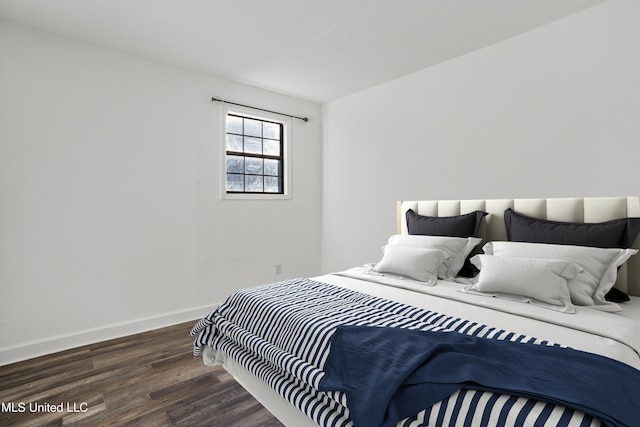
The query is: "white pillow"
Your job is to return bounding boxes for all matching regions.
[483,241,637,312]
[387,234,482,279]
[468,255,578,313]
[373,245,449,283]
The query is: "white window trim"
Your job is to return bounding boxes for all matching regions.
[220,104,292,200]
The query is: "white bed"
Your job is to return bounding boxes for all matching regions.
[192,196,640,427]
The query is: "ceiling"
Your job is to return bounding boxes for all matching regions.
[0,0,607,103]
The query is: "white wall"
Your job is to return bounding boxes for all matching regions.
[322,0,640,272]
[0,19,322,364]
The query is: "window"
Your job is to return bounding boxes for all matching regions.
[221,107,290,199]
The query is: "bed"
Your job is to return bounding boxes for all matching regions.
[192,196,640,427]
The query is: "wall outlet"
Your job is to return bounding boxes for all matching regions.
[275,264,282,275]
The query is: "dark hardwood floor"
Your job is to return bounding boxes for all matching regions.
[0,321,284,426]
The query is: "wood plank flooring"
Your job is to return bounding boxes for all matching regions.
[0,321,284,426]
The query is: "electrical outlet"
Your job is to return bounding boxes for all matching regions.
[275,264,282,274]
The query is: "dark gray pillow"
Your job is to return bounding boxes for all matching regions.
[504,208,640,248]
[406,209,488,238]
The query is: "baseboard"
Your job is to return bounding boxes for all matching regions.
[0,303,220,367]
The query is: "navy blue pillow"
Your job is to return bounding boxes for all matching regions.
[406,209,487,238]
[504,208,640,302]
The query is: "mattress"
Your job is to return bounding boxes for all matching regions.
[192,270,640,426]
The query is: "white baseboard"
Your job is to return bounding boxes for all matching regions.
[0,303,220,366]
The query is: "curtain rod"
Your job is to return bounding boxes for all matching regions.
[212,97,309,122]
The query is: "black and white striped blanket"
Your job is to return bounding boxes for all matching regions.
[191,278,607,426]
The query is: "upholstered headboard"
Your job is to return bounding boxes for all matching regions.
[397,197,640,296]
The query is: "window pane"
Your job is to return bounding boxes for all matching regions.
[264,159,280,176]
[245,175,263,192]
[244,118,262,137]
[226,134,243,152]
[224,112,285,196]
[263,122,280,139]
[263,139,280,156]
[226,155,244,173]
[245,157,263,175]
[226,115,243,134]
[226,174,244,191]
[244,137,262,154]
[264,176,280,193]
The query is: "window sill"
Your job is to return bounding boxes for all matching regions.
[221,192,292,201]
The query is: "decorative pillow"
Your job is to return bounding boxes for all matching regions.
[504,208,640,302]
[468,255,578,313]
[406,209,488,277]
[373,246,449,283]
[406,209,488,237]
[387,235,482,279]
[484,241,637,312]
[504,208,640,248]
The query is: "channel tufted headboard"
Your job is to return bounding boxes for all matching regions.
[397,197,640,296]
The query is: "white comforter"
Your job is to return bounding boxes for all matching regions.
[332,267,640,370]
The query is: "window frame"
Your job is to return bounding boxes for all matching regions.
[220,104,292,200]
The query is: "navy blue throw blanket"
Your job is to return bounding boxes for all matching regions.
[318,325,640,427]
